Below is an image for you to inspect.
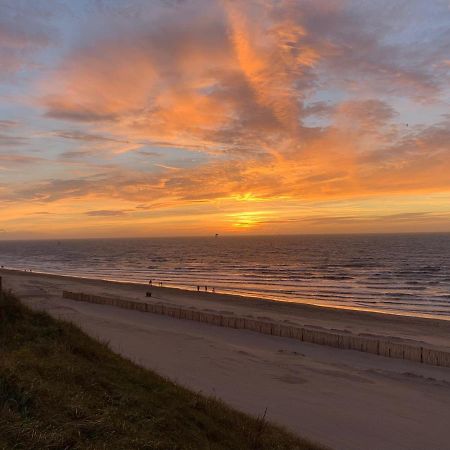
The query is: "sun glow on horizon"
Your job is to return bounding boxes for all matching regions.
[228,211,273,229]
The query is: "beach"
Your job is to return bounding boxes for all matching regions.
[2,268,450,450]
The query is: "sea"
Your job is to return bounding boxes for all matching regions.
[1,233,449,319]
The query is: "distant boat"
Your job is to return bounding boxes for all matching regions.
[215,233,219,238]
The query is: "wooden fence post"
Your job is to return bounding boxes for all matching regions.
[0,276,3,321]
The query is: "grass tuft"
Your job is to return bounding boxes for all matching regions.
[0,292,327,450]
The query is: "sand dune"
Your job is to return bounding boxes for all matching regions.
[2,269,450,450]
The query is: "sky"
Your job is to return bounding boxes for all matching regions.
[0,0,449,239]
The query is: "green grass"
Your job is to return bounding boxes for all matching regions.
[0,292,326,450]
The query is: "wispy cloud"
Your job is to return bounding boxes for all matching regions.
[0,1,55,81]
[0,134,27,146]
[85,210,128,217]
[0,120,19,129]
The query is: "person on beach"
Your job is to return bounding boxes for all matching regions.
[149,280,152,286]
[204,286,207,292]
[197,285,200,292]
[212,287,215,293]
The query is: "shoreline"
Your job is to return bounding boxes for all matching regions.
[1,267,449,324]
[2,268,450,353]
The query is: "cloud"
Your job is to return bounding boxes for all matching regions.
[0,134,27,146]
[45,105,119,123]
[300,211,450,226]
[335,100,397,131]
[0,120,19,129]
[40,0,304,153]
[40,0,449,158]
[0,120,28,147]
[85,210,128,217]
[54,130,130,143]
[3,112,449,206]
[293,0,449,100]
[4,176,107,202]
[0,154,42,164]
[0,2,55,81]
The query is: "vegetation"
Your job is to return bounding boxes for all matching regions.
[0,291,325,450]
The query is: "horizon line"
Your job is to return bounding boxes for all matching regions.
[1,230,450,242]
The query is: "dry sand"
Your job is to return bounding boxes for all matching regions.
[2,269,450,450]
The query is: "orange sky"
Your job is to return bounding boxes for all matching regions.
[0,0,449,238]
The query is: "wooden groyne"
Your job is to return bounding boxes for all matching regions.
[62,291,450,368]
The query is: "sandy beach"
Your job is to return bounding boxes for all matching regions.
[2,268,450,450]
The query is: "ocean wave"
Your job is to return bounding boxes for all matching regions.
[1,234,449,318]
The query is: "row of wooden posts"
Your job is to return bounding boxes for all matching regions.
[62,290,450,368]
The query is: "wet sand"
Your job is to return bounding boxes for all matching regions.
[2,268,450,450]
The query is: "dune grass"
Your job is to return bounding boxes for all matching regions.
[0,291,326,450]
